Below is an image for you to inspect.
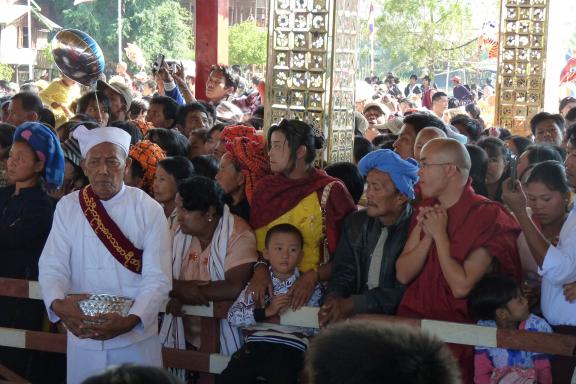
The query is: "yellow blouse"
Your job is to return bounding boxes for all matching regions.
[255,191,323,272]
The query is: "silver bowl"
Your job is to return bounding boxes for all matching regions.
[78,294,134,320]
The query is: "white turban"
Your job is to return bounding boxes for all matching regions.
[73,125,132,158]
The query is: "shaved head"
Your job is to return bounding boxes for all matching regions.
[414,127,448,162]
[422,138,471,174]
[419,127,447,140]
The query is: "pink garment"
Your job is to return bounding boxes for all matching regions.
[179,216,257,281]
[474,348,552,384]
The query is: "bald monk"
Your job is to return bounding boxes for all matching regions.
[395,138,521,383]
[413,127,447,162]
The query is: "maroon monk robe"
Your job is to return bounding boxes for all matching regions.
[398,181,522,383]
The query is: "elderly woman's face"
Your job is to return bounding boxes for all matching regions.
[215,153,244,196]
[81,142,129,200]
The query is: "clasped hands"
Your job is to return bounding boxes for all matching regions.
[52,295,139,340]
[417,204,448,240]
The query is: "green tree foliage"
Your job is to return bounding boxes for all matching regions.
[50,0,194,69]
[228,20,267,65]
[373,0,475,77]
[0,63,14,81]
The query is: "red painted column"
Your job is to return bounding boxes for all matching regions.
[195,0,229,101]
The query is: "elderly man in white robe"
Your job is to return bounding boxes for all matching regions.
[38,125,171,384]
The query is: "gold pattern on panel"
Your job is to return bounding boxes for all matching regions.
[264,0,359,165]
[495,0,549,135]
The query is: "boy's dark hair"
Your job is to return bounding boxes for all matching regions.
[431,91,447,102]
[175,102,209,127]
[264,223,304,249]
[325,162,364,205]
[81,364,183,384]
[128,98,149,118]
[529,112,565,135]
[11,92,43,115]
[468,274,520,321]
[210,64,240,91]
[177,176,225,216]
[76,91,112,116]
[150,96,179,128]
[306,321,460,384]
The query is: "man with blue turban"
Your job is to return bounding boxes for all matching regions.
[319,149,419,326]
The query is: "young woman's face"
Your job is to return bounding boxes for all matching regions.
[525,181,568,225]
[152,165,178,205]
[485,153,506,185]
[268,131,292,173]
[6,141,43,184]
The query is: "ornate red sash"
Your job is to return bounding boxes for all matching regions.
[79,186,143,274]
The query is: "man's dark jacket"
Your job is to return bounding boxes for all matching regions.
[327,205,412,314]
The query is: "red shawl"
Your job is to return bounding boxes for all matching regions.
[250,168,356,254]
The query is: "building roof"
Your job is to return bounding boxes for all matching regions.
[31,8,61,31]
[0,4,60,31]
[0,5,28,25]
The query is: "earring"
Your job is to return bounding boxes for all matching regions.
[207,217,213,222]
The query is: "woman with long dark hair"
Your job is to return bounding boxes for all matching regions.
[248,120,356,309]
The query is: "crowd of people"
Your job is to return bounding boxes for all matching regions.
[1,61,576,384]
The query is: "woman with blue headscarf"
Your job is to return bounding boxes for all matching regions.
[0,122,64,381]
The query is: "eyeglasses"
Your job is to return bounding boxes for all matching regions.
[419,162,454,169]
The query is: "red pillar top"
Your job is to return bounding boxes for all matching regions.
[195,0,229,101]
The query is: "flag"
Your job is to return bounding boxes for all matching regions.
[73,0,94,5]
[368,1,375,41]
